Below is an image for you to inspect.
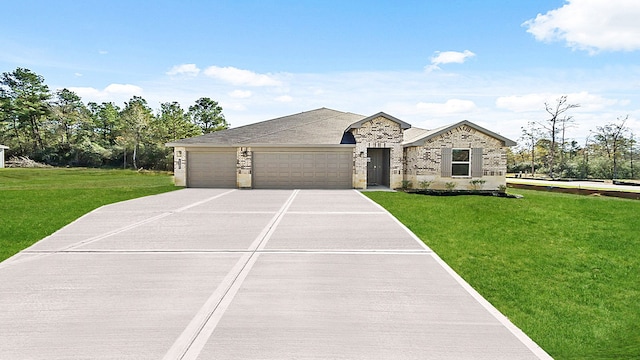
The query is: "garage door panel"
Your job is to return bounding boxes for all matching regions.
[254,150,352,189]
[187,152,236,188]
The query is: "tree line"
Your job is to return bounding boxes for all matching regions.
[3,68,638,179]
[0,67,228,170]
[509,95,638,180]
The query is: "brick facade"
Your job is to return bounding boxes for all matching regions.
[237,147,252,188]
[169,112,513,190]
[173,146,187,186]
[403,124,508,190]
[350,116,404,189]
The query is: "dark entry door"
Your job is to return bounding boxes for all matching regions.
[367,148,390,187]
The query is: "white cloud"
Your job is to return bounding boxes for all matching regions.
[523,0,640,53]
[103,84,143,95]
[98,50,108,55]
[203,66,281,86]
[275,95,293,102]
[67,87,102,98]
[68,84,143,103]
[496,94,550,112]
[166,63,200,77]
[74,73,83,77]
[496,92,623,112]
[426,50,476,72]
[415,99,477,115]
[223,102,247,111]
[229,90,252,98]
[567,91,625,111]
[126,68,640,142]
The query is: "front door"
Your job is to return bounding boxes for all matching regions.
[366,148,390,187]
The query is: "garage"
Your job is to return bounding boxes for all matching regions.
[253,149,352,189]
[167,109,411,189]
[187,151,237,188]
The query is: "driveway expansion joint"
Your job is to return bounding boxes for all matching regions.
[163,190,300,360]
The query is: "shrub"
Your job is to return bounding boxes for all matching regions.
[470,179,486,190]
[418,180,432,189]
[400,180,413,189]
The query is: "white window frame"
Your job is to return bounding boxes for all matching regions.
[451,148,471,177]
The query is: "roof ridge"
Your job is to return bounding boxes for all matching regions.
[237,109,360,144]
[402,127,430,144]
[224,108,326,132]
[213,108,336,143]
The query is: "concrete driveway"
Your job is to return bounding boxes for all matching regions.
[0,189,551,359]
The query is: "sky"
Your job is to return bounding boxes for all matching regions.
[2,0,640,144]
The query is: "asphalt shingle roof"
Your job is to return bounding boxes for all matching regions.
[168,108,365,146]
[167,108,516,147]
[401,127,433,145]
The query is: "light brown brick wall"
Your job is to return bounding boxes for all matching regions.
[404,125,508,190]
[237,147,252,188]
[351,116,404,189]
[173,147,187,186]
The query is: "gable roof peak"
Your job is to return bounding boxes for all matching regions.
[402,120,516,147]
[345,111,411,131]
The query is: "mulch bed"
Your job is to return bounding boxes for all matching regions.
[403,189,521,198]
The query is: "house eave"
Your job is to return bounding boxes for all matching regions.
[402,120,517,147]
[166,143,356,148]
[345,112,411,131]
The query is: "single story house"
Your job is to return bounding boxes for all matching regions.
[166,108,516,190]
[0,145,8,168]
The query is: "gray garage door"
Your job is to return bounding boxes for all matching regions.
[253,150,352,189]
[187,151,237,188]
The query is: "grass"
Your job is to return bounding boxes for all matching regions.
[364,189,640,360]
[0,168,178,262]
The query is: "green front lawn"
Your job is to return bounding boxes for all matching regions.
[365,190,640,359]
[0,168,178,262]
